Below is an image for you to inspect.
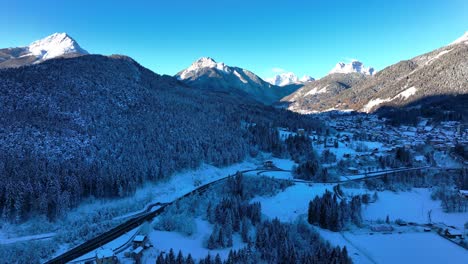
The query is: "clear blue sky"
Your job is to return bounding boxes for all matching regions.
[1,0,467,78]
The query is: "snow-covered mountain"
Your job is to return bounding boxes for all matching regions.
[176,57,300,104]
[284,32,468,113]
[266,72,314,86]
[0,33,88,68]
[329,60,375,76]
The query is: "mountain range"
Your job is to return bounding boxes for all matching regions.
[175,57,299,104]
[266,72,314,86]
[284,32,468,113]
[1,32,467,113]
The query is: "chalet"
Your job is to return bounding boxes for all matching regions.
[444,228,463,239]
[96,249,117,264]
[133,235,149,249]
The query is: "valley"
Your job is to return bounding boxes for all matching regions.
[0,4,467,263]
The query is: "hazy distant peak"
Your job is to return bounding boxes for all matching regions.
[329,60,374,76]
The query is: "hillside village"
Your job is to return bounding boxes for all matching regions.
[311,112,466,164]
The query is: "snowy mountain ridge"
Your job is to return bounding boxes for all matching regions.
[266,72,315,86]
[175,57,301,104]
[329,60,375,76]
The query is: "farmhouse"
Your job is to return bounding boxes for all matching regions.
[133,235,149,249]
[96,249,117,264]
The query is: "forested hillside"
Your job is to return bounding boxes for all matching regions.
[0,55,323,221]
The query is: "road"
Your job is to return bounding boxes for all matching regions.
[46,165,459,263]
[45,169,259,264]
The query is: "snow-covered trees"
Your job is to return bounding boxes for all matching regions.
[308,190,362,231]
[0,55,325,222]
[206,197,261,249]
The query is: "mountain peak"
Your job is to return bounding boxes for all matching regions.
[195,57,217,64]
[450,31,468,45]
[267,72,314,86]
[28,32,88,60]
[329,60,374,76]
[178,57,230,80]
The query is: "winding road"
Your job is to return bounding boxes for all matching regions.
[45,165,458,263]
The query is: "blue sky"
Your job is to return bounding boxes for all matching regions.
[1,0,467,78]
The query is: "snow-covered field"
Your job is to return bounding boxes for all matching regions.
[356,188,467,230]
[252,183,334,222]
[0,232,56,245]
[341,232,467,264]
[136,218,246,263]
[253,184,467,264]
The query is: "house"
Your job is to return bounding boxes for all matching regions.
[297,128,306,136]
[96,249,118,264]
[133,235,149,249]
[131,246,144,264]
[347,167,359,174]
[444,228,463,239]
[263,160,275,169]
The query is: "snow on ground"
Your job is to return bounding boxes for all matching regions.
[314,228,374,264]
[426,49,453,65]
[256,170,292,180]
[357,188,467,230]
[362,98,392,113]
[252,184,334,222]
[434,152,462,168]
[341,232,467,264]
[106,159,258,221]
[142,218,246,262]
[314,140,385,161]
[71,227,140,263]
[0,232,56,245]
[393,86,417,100]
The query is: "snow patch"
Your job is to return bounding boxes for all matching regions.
[233,70,248,83]
[392,86,417,100]
[305,85,329,96]
[362,98,392,113]
[450,31,468,45]
[425,49,453,65]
